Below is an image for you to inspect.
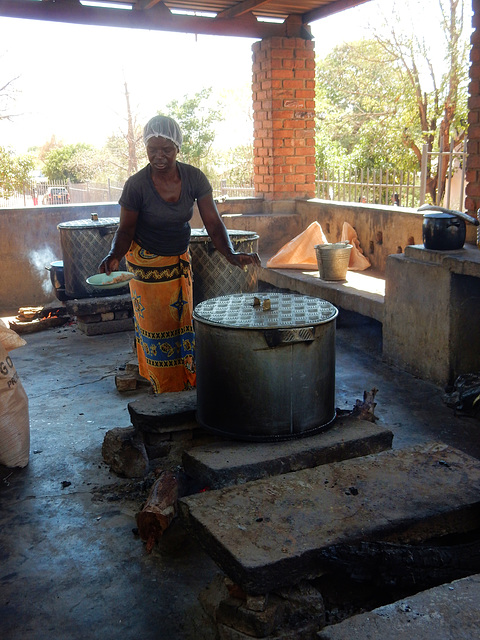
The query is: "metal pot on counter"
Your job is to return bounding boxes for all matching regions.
[419,204,479,250]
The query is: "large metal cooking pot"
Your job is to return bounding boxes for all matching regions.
[418,204,479,251]
[57,216,126,298]
[190,229,259,306]
[193,292,338,442]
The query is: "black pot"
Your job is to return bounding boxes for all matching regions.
[422,213,466,251]
[46,260,65,288]
[45,260,69,301]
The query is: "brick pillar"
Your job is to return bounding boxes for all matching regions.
[466,0,480,222]
[252,37,316,200]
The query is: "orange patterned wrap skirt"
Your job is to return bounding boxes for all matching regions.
[126,241,196,394]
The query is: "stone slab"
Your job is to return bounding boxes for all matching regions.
[317,573,480,640]
[128,389,198,433]
[182,417,393,489]
[179,443,480,595]
[76,317,134,335]
[65,293,132,315]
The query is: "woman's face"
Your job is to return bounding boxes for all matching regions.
[146,136,178,173]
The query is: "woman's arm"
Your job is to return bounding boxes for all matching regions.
[197,193,261,268]
[99,206,139,274]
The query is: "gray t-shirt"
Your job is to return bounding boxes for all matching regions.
[118,162,212,255]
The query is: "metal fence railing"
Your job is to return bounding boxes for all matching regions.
[2,148,466,209]
[316,168,422,208]
[317,141,467,209]
[0,178,255,208]
[210,179,255,199]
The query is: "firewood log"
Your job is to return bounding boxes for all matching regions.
[135,470,178,552]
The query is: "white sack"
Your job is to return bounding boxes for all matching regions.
[0,343,30,468]
[0,318,27,352]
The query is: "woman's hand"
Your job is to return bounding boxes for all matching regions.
[99,254,120,276]
[197,194,262,270]
[226,252,261,269]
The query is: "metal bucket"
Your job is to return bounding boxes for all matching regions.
[315,243,352,281]
[190,229,259,306]
[58,217,126,298]
[193,292,338,442]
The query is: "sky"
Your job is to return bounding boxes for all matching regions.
[0,0,460,155]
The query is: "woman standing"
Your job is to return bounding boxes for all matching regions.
[100,115,260,394]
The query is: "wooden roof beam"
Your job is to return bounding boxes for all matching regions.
[216,0,273,20]
[0,0,309,38]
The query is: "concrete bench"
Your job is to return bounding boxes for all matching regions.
[257,258,385,323]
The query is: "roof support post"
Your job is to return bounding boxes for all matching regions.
[252,35,316,200]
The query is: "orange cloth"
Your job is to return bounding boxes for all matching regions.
[126,241,196,394]
[341,222,371,271]
[266,221,328,269]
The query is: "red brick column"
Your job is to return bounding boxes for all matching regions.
[466,0,480,222]
[252,37,316,200]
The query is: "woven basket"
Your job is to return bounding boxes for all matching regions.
[315,243,352,281]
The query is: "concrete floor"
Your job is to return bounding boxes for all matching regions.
[1,311,479,640]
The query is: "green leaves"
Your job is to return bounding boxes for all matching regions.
[0,147,35,198]
[160,88,224,172]
[315,0,469,196]
[42,143,99,183]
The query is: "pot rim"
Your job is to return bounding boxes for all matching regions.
[423,212,459,219]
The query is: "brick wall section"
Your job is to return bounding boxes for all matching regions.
[466,0,480,218]
[252,37,316,200]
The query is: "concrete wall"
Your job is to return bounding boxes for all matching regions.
[1,202,120,312]
[2,198,476,312]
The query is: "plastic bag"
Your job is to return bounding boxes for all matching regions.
[267,221,328,269]
[0,342,30,468]
[341,222,371,271]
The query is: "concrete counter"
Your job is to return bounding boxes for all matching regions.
[383,243,480,386]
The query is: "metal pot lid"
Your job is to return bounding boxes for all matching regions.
[193,293,338,329]
[423,212,457,219]
[57,217,120,230]
[190,228,259,242]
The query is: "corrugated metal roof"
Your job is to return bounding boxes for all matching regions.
[0,0,372,39]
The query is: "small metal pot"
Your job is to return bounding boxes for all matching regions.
[45,260,69,301]
[46,260,65,289]
[422,212,466,250]
[419,204,479,251]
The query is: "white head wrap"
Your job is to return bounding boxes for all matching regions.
[143,115,183,150]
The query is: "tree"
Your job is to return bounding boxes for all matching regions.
[0,52,20,122]
[42,143,102,182]
[213,144,254,186]
[316,39,415,172]
[161,88,224,174]
[315,0,470,203]
[38,135,63,164]
[373,0,469,202]
[0,147,35,198]
[102,130,146,183]
[102,81,146,183]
